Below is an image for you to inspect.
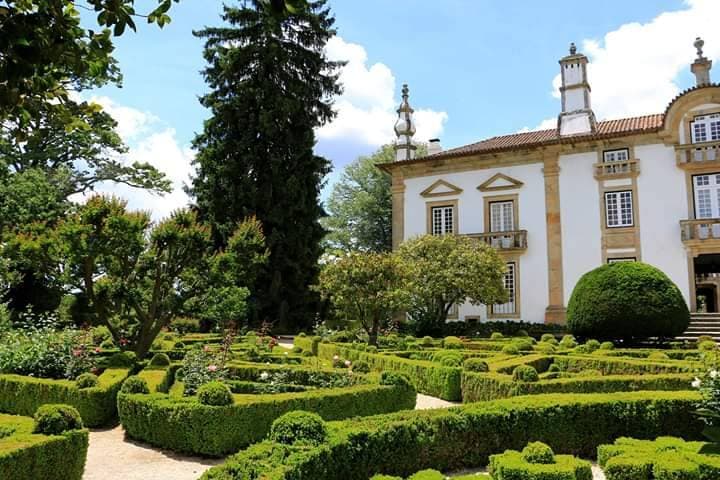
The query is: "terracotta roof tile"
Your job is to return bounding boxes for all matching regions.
[411,113,665,164]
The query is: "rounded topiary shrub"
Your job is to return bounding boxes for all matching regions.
[567,262,689,340]
[352,360,370,374]
[699,340,716,351]
[100,338,115,349]
[106,351,137,368]
[380,371,414,390]
[515,329,529,337]
[490,332,504,340]
[443,336,463,349]
[502,343,519,355]
[121,375,150,394]
[33,404,84,435]
[75,372,99,389]
[599,341,615,350]
[534,342,556,354]
[559,334,577,349]
[197,381,233,406]
[648,351,670,360]
[522,441,555,464]
[585,339,601,352]
[269,410,327,445]
[463,358,489,372]
[540,333,555,343]
[149,352,171,367]
[408,470,445,480]
[512,365,539,382]
[173,341,186,350]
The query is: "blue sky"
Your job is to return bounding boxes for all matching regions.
[84,0,720,217]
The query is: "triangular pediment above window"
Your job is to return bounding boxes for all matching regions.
[420,179,463,198]
[477,173,524,192]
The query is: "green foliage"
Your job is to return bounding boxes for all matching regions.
[513,366,539,382]
[121,376,149,395]
[0,413,88,480]
[352,360,370,374]
[422,336,434,346]
[585,339,601,352]
[180,348,226,396]
[463,358,489,372]
[201,391,702,479]
[649,352,670,360]
[0,368,127,426]
[398,234,507,336]
[503,344,520,355]
[522,442,555,464]
[269,411,327,445]
[191,0,342,332]
[106,351,136,368]
[490,449,592,480]
[408,470,444,480]
[540,334,555,343]
[559,335,578,349]
[170,317,200,335]
[75,373,99,389]
[699,340,717,352]
[319,251,409,345]
[598,437,720,480]
[198,381,234,406]
[149,353,171,367]
[491,332,504,340]
[567,262,690,340]
[380,372,414,391]
[600,341,615,351]
[33,404,83,435]
[118,381,415,456]
[443,336,463,349]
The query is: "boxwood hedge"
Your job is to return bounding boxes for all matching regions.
[0,413,88,480]
[118,382,416,456]
[0,368,129,427]
[202,390,702,480]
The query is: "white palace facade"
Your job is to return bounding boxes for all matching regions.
[381,39,720,325]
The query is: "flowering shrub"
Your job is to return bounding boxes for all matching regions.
[694,367,720,442]
[179,348,227,396]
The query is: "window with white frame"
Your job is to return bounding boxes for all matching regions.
[492,262,516,315]
[603,148,629,163]
[489,201,514,232]
[691,113,720,143]
[605,191,633,227]
[693,174,720,219]
[431,205,455,235]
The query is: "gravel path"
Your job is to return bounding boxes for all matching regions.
[83,427,222,480]
[415,393,458,410]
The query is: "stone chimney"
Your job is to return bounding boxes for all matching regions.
[427,138,442,155]
[557,42,597,136]
[394,84,417,162]
[691,37,712,86]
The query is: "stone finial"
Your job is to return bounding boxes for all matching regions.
[695,37,705,59]
[393,83,417,162]
[569,42,577,55]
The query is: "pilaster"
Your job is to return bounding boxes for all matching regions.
[391,173,405,250]
[543,154,566,324]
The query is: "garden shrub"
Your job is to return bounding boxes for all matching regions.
[514,339,535,352]
[380,372,414,390]
[567,262,690,340]
[197,381,234,406]
[269,410,327,445]
[408,470,444,480]
[421,336,434,347]
[522,441,555,464]
[174,341,186,350]
[100,339,115,349]
[463,358,489,372]
[106,351,136,368]
[91,326,112,345]
[33,404,84,435]
[201,391,703,480]
[491,332,504,340]
[512,365,539,382]
[149,353,171,367]
[697,335,715,344]
[559,335,577,349]
[600,341,615,351]
[534,342,556,354]
[170,317,200,334]
[121,375,150,394]
[292,346,302,354]
[585,339,601,352]
[699,340,716,352]
[443,336,463,349]
[541,334,556,343]
[0,368,128,427]
[649,352,670,360]
[0,413,88,480]
[352,360,370,374]
[75,373,99,389]
[548,364,561,373]
[490,445,592,480]
[516,329,529,337]
[502,344,520,355]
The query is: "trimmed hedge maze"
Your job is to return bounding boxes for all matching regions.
[201,390,702,479]
[118,363,417,456]
[0,412,88,480]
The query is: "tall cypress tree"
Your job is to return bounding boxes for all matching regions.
[191,0,342,331]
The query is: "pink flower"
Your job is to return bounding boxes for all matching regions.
[72,349,82,357]
[207,365,218,372]
[94,347,101,354]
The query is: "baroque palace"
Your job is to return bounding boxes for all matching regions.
[381,38,720,325]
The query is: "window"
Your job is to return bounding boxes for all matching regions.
[431,205,455,235]
[489,201,514,232]
[492,262,516,315]
[608,257,636,264]
[691,113,720,143]
[603,148,629,163]
[605,191,634,227]
[694,174,720,219]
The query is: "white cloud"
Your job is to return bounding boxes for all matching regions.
[90,96,159,140]
[318,36,448,147]
[549,0,720,121]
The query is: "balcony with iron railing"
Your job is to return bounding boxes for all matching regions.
[676,140,720,168]
[593,158,640,179]
[466,230,528,252]
[680,218,720,246]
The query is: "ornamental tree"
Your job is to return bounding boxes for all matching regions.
[318,252,409,346]
[397,235,508,336]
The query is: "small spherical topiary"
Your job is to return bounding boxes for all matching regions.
[380,371,414,390]
[463,358,489,372]
[548,363,562,373]
[585,339,601,352]
[502,343,520,355]
[269,410,327,445]
[106,351,137,368]
[513,339,534,352]
[367,345,378,353]
[697,335,715,344]
[512,365,539,382]
[149,353,171,367]
[490,332,504,340]
[567,262,689,341]
[173,341,186,350]
[515,329,529,337]
[648,351,670,360]
[521,441,555,464]
[297,332,307,337]
[121,375,150,394]
[408,470,445,480]
[559,334,577,349]
[540,333,555,343]
[197,381,233,406]
[534,342,556,354]
[352,360,370,374]
[421,336,434,347]
[75,373,99,389]
[443,336,463,349]
[301,350,313,357]
[599,341,615,350]
[33,404,84,435]
[699,340,717,352]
